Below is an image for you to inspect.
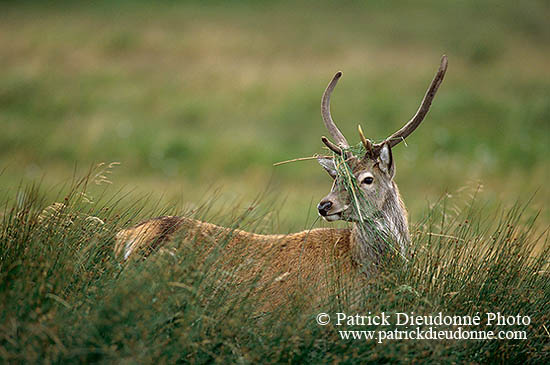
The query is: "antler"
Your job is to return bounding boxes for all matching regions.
[358,124,373,156]
[376,55,448,149]
[321,136,343,155]
[321,71,349,149]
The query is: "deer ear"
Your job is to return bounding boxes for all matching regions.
[378,143,395,178]
[317,157,337,179]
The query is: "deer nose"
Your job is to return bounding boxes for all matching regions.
[317,200,333,216]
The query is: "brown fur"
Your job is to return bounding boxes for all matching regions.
[113,149,409,309]
[115,216,369,308]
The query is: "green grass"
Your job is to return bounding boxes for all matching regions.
[1,0,549,227]
[0,166,548,363]
[0,0,549,362]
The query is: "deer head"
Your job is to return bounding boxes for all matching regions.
[317,56,448,223]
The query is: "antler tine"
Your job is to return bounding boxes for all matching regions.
[321,136,343,156]
[357,124,373,156]
[378,55,448,149]
[321,71,350,148]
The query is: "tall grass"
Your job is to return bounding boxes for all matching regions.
[1,167,548,363]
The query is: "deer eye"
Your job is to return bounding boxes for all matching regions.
[361,176,374,185]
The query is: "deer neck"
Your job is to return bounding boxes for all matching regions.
[350,183,410,270]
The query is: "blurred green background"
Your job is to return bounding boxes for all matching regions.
[1,0,549,230]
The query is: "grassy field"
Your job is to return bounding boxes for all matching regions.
[1,0,549,226]
[1,0,549,363]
